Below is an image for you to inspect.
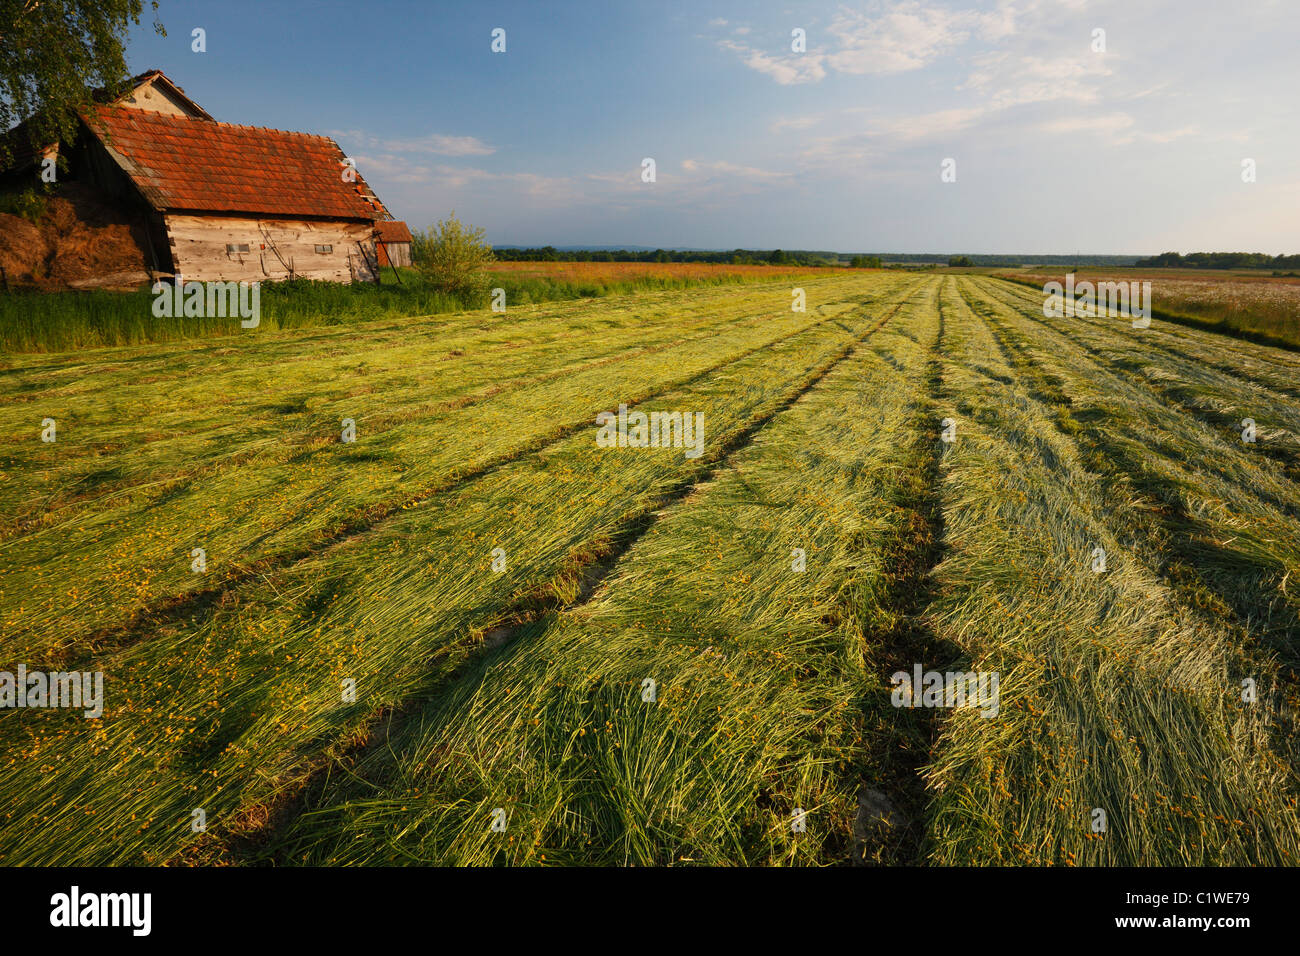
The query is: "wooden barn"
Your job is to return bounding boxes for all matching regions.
[375,219,414,268]
[2,70,413,285]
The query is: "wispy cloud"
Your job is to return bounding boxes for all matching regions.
[823,1,1016,75]
[961,51,1111,110]
[330,129,496,156]
[718,39,827,85]
[680,159,792,182]
[324,0,1294,253]
[350,153,435,184]
[716,0,1026,85]
[1037,113,1204,146]
[770,115,823,133]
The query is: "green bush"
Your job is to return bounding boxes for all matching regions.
[416,212,495,298]
[0,186,48,222]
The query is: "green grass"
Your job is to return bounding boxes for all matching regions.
[0,276,894,656]
[0,275,919,865]
[995,272,1300,353]
[2,272,1300,866]
[0,267,826,353]
[262,279,943,866]
[923,278,1300,864]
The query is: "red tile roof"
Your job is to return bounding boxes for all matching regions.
[83,104,383,221]
[375,220,413,243]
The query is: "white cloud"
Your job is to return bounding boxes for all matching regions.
[718,0,1029,84]
[1038,112,1136,137]
[1038,114,1206,146]
[770,115,823,133]
[718,39,827,85]
[1139,124,1200,144]
[351,153,434,184]
[824,2,1005,75]
[355,158,582,206]
[330,129,495,156]
[792,105,992,172]
[430,165,580,203]
[680,159,792,181]
[962,51,1112,109]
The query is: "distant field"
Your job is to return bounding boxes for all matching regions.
[2,274,1299,866]
[1000,267,1300,349]
[489,260,861,282]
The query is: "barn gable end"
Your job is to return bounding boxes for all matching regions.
[113,71,214,121]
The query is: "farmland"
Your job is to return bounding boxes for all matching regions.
[1000,268,1300,350]
[2,272,1299,866]
[487,260,858,283]
[0,261,861,354]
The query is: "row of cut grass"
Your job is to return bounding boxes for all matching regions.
[258,279,945,866]
[979,276,1300,493]
[986,275,1300,420]
[993,272,1300,353]
[0,276,925,866]
[2,278,871,527]
[970,277,1300,674]
[919,278,1300,865]
[2,276,910,656]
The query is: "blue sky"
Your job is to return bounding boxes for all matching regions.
[123,0,1298,254]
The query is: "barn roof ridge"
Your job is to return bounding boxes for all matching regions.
[375,219,414,242]
[90,104,344,146]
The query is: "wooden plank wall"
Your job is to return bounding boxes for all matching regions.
[377,242,412,268]
[165,215,377,283]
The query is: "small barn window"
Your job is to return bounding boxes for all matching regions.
[314,244,333,254]
[226,243,250,254]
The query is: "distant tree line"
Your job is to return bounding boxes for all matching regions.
[489,247,1213,270]
[866,253,1141,267]
[1135,251,1300,271]
[490,247,880,267]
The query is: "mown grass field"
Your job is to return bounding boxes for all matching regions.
[2,272,1298,866]
[0,261,864,353]
[997,268,1300,351]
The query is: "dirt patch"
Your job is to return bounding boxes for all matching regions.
[0,182,153,289]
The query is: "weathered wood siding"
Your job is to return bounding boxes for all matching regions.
[164,215,377,282]
[377,241,411,268]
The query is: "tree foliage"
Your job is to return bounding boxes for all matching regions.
[0,0,164,165]
[1135,250,1300,271]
